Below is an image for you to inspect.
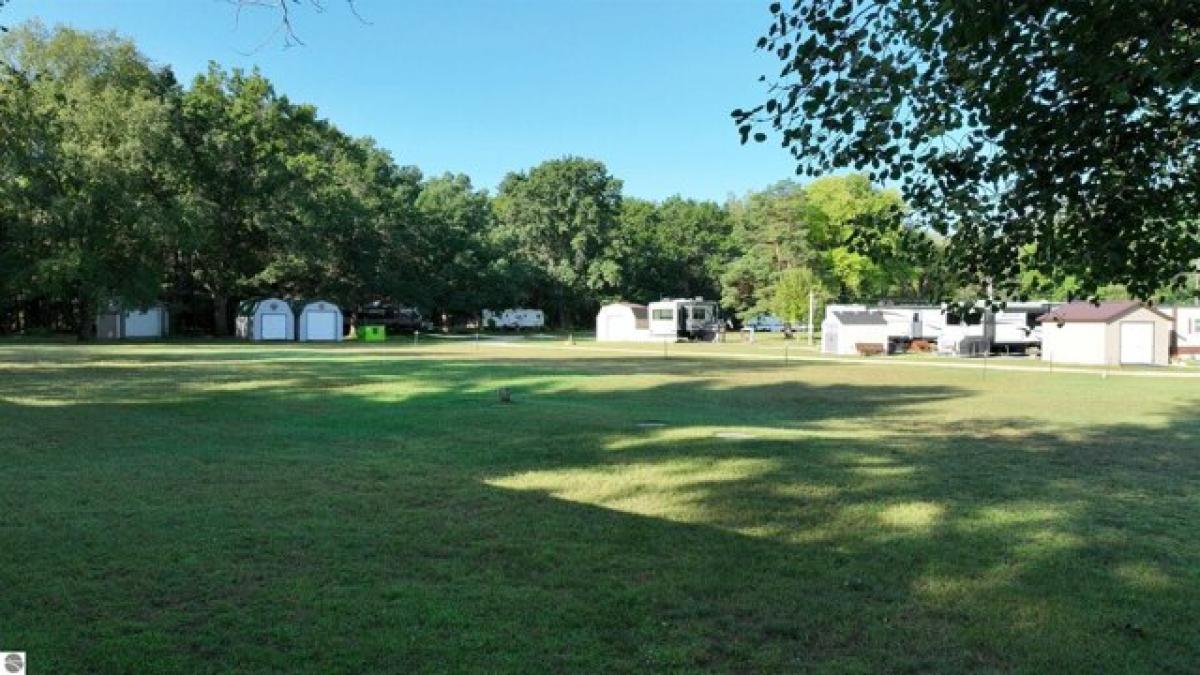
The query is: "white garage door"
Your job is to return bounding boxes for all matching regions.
[124,310,160,337]
[306,312,338,340]
[261,313,288,340]
[1119,322,1154,365]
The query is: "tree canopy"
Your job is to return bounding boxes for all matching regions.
[2,20,1193,339]
[734,1,1200,301]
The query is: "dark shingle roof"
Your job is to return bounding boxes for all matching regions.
[1038,301,1170,324]
[833,310,888,326]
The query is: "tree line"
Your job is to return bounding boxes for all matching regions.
[2,23,1186,339]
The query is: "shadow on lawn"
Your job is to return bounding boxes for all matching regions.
[0,351,1198,673]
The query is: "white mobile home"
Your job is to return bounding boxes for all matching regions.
[95,303,169,339]
[236,298,295,341]
[1040,301,1172,366]
[1169,306,1200,359]
[648,297,721,341]
[596,303,650,341]
[297,300,343,342]
[821,310,889,355]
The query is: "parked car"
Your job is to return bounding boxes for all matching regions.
[743,314,788,332]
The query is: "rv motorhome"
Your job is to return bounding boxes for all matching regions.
[648,297,721,341]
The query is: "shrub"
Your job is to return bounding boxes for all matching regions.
[856,343,885,356]
[909,339,933,353]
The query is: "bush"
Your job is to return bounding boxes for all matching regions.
[909,339,933,353]
[856,343,885,356]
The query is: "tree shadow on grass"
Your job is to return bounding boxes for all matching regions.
[0,349,1198,673]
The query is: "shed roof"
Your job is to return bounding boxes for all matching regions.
[833,310,888,326]
[604,302,647,319]
[1038,301,1171,324]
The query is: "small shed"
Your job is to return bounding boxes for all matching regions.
[95,303,169,339]
[596,303,649,341]
[297,300,343,342]
[236,298,295,341]
[821,310,889,356]
[1039,301,1172,366]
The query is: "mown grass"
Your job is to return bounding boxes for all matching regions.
[1,339,1198,673]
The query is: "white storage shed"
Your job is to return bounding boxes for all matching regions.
[95,303,169,339]
[821,310,889,355]
[596,303,649,341]
[297,300,343,342]
[1039,301,1172,366]
[236,298,296,341]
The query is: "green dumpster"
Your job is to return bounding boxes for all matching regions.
[361,325,386,342]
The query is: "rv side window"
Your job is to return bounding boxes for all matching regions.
[691,308,707,321]
[652,309,673,320]
[1193,318,1200,333]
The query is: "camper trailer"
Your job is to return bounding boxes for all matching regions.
[937,304,994,356]
[875,306,945,342]
[938,301,1057,355]
[355,302,425,333]
[482,308,545,330]
[993,302,1056,353]
[648,297,720,341]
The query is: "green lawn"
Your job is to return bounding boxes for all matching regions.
[1,339,1198,673]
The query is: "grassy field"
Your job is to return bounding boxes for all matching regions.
[1,338,1198,673]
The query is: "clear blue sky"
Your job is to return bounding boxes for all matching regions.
[4,0,801,201]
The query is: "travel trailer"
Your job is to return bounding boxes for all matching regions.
[938,301,1058,355]
[648,297,721,341]
[482,308,545,330]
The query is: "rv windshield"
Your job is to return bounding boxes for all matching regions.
[690,307,707,321]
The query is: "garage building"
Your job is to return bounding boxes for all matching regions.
[297,300,343,342]
[596,303,649,341]
[1039,301,1172,366]
[821,310,889,356]
[236,298,296,341]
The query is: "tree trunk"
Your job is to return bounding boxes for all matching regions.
[213,295,229,336]
[557,290,569,331]
[76,289,94,342]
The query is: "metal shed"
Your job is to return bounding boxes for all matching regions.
[821,311,889,355]
[95,303,169,339]
[297,300,343,342]
[236,298,295,341]
[596,303,649,341]
[1039,301,1172,366]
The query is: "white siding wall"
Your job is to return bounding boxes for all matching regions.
[1042,322,1107,365]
